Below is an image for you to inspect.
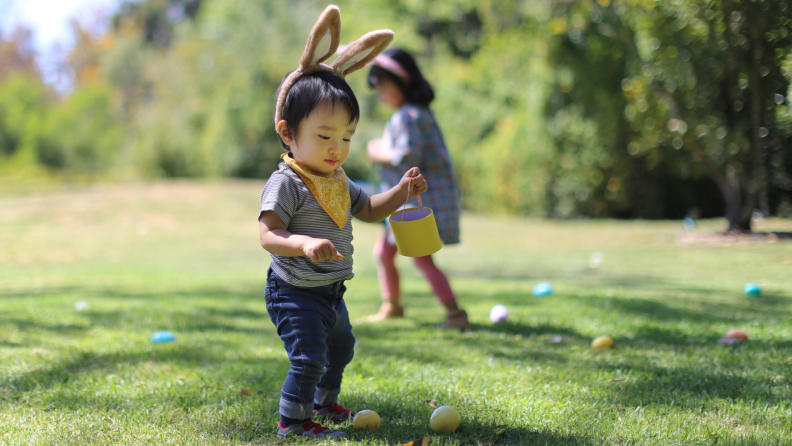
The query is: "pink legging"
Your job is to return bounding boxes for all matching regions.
[373,231,456,304]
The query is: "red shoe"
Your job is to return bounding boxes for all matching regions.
[314,403,355,423]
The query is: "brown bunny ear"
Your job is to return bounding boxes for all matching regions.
[299,5,341,68]
[331,29,394,77]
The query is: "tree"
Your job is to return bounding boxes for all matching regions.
[547,0,792,230]
[617,0,791,230]
[0,24,40,82]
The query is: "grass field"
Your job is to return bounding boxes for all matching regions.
[1,181,791,445]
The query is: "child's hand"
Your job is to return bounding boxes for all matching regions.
[302,238,344,262]
[399,167,428,199]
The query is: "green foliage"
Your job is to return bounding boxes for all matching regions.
[3,0,792,222]
[0,74,48,160]
[546,0,792,227]
[40,83,126,172]
[0,75,125,176]
[347,0,554,214]
[114,0,334,178]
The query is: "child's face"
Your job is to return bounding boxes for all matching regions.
[374,78,405,109]
[283,102,356,174]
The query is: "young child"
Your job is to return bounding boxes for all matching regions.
[258,6,426,440]
[364,48,471,330]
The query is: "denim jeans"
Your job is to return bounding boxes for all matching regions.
[265,268,355,420]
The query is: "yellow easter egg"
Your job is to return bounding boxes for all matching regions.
[352,410,381,431]
[591,336,614,349]
[430,406,460,433]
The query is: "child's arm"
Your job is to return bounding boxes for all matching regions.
[259,212,343,262]
[355,167,428,223]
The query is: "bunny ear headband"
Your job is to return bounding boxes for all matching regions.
[274,5,394,129]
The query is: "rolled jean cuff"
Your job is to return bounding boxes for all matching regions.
[279,397,314,420]
[314,386,340,406]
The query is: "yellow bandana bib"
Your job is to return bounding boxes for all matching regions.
[281,153,351,229]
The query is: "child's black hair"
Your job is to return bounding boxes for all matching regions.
[275,71,360,150]
[367,48,435,106]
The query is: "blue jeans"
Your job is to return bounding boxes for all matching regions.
[265,268,355,420]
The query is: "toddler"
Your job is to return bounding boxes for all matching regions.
[257,5,426,440]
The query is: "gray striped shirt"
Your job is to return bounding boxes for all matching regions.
[258,162,369,287]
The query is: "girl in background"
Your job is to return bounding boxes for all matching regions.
[364,48,471,331]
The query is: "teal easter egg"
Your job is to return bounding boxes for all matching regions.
[533,282,553,297]
[744,283,761,297]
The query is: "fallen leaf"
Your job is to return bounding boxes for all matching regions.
[425,400,439,409]
[611,377,626,382]
[401,434,430,446]
[240,389,253,397]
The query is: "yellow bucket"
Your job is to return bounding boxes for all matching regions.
[388,202,442,257]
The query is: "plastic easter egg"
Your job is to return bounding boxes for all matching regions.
[352,410,381,431]
[152,331,176,343]
[589,252,605,268]
[726,329,748,341]
[533,282,553,297]
[75,301,89,311]
[591,336,613,349]
[489,305,508,323]
[430,406,460,433]
[744,283,761,297]
[682,217,696,231]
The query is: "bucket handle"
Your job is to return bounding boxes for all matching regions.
[399,177,423,222]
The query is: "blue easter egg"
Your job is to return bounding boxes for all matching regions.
[152,331,176,343]
[744,283,761,297]
[682,217,696,231]
[533,282,553,297]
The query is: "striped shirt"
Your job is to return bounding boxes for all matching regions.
[258,162,369,287]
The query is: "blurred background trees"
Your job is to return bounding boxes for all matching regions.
[1,0,791,230]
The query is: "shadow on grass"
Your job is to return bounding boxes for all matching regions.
[1,342,291,411]
[465,425,599,446]
[605,293,789,325]
[3,346,222,395]
[0,284,265,301]
[0,316,90,334]
[223,400,602,446]
[0,283,271,335]
[0,284,291,410]
[354,320,582,366]
[592,357,792,408]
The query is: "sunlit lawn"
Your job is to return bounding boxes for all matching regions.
[1,181,791,445]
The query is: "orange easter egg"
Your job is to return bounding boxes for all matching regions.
[726,329,748,341]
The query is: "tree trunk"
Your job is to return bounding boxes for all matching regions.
[749,11,770,217]
[722,163,754,232]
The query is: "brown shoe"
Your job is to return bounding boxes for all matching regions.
[438,309,473,331]
[361,302,404,322]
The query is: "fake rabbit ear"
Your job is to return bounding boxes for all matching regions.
[299,5,341,68]
[331,29,394,77]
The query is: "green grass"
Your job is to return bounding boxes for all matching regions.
[1,180,791,445]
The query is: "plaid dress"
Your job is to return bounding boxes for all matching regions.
[378,104,460,245]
